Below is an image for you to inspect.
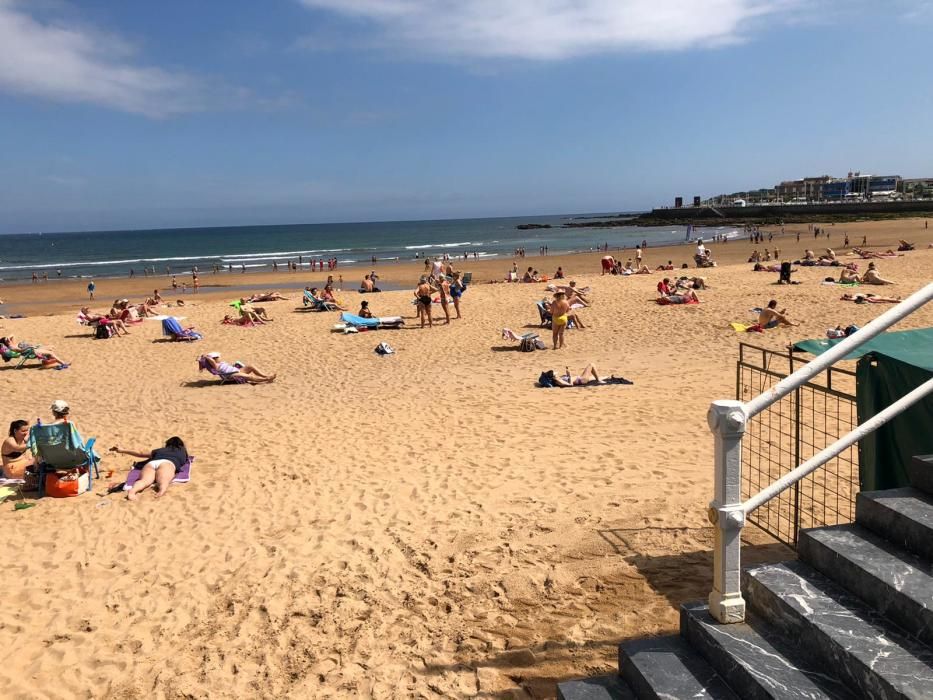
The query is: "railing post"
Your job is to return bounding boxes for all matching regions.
[707,400,748,623]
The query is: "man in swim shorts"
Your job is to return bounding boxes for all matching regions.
[758,299,799,328]
[550,291,571,350]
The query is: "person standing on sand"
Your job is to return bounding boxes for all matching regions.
[437,275,451,324]
[450,271,465,319]
[87,279,95,300]
[415,277,433,328]
[550,291,571,350]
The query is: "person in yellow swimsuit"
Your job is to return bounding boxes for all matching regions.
[550,291,571,350]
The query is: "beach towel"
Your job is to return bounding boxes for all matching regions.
[123,457,194,490]
[730,322,764,333]
[537,370,634,388]
[340,312,379,328]
[656,297,699,305]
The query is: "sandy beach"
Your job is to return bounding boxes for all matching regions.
[1,218,931,699]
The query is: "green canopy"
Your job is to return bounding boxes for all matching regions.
[791,327,933,367]
[793,328,933,491]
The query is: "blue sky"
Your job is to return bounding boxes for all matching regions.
[0,0,931,233]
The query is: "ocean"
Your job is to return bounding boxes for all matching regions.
[0,214,740,282]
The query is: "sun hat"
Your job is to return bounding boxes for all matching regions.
[206,351,221,358]
[50,400,69,414]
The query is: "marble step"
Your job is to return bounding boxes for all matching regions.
[799,523,933,646]
[743,560,933,700]
[557,674,635,700]
[857,488,933,562]
[619,634,739,699]
[680,601,855,699]
[908,455,933,496]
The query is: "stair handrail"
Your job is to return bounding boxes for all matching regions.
[707,282,933,624]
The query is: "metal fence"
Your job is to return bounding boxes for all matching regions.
[736,343,858,547]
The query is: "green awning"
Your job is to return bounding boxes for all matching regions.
[792,328,933,370]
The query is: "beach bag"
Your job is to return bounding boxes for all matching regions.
[375,342,394,355]
[538,370,556,387]
[44,468,90,497]
[520,336,537,352]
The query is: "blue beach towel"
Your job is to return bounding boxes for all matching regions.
[340,312,380,328]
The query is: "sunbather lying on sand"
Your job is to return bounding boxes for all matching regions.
[898,240,915,251]
[758,300,799,328]
[852,248,899,259]
[840,293,902,304]
[550,364,606,386]
[222,314,254,326]
[111,437,189,501]
[659,289,700,304]
[245,292,288,302]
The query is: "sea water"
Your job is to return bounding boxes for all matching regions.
[0,214,740,281]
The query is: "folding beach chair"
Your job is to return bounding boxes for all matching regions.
[778,261,793,285]
[0,343,38,368]
[28,422,100,497]
[162,317,202,341]
[461,272,473,285]
[302,290,338,311]
[536,301,552,328]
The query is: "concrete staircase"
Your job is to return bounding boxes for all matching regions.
[558,455,933,700]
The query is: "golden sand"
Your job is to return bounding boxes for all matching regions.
[1,218,931,698]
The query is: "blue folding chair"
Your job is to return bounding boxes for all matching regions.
[28,422,100,497]
[302,290,338,311]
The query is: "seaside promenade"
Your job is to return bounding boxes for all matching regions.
[1,217,931,698]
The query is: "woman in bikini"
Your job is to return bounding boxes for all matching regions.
[111,437,189,501]
[2,420,34,479]
[415,277,433,328]
[437,275,451,324]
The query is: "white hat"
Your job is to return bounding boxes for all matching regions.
[206,352,221,358]
[50,399,69,414]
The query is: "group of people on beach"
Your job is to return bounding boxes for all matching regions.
[1,401,189,502]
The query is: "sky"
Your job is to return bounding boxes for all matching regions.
[0,0,931,233]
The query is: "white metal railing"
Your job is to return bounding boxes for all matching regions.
[707,282,933,623]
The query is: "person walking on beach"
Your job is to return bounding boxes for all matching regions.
[415,277,433,328]
[550,291,571,350]
[87,279,95,300]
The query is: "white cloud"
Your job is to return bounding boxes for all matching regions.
[297,0,802,60]
[0,0,205,116]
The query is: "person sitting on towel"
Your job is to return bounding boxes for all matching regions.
[358,300,373,318]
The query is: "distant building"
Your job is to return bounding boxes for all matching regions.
[899,178,933,199]
[821,179,847,200]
